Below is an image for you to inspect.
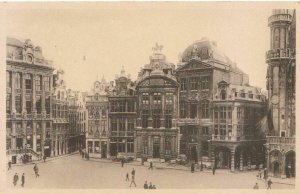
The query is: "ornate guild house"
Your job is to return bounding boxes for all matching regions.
[135,44,180,161]
[6,38,54,161]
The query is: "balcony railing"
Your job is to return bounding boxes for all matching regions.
[178,118,199,125]
[267,136,295,145]
[211,135,256,141]
[266,48,295,62]
[268,14,292,25]
[110,131,133,137]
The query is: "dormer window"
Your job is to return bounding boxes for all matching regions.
[248,92,253,99]
[220,89,226,100]
[240,90,245,98]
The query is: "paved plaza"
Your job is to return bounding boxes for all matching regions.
[6,154,294,189]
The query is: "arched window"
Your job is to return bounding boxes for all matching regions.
[221,89,226,100]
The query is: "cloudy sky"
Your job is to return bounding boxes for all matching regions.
[5,3,281,92]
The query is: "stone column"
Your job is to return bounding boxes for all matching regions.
[22,121,26,150]
[160,136,164,157]
[41,121,46,156]
[148,135,152,157]
[231,148,235,172]
[280,27,286,49]
[21,73,26,115]
[11,71,16,114]
[281,153,286,178]
[240,151,244,171]
[107,139,110,158]
[32,122,37,152]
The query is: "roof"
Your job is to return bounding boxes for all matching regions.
[7,37,24,47]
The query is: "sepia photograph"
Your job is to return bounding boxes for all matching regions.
[1,1,297,192]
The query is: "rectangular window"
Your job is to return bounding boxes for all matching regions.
[180,78,187,90]
[127,118,134,132]
[248,92,253,99]
[110,101,117,112]
[35,75,42,91]
[142,93,149,105]
[165,109,172,129]
[15,95,21,113]
[214,108,218,120]
[142,109,149,128]
[165,93,173,105]
[16,72,22,89]
[127,138,134,153]
[201,76,210,90]
[25,74,32,90]
[6,94,11,114]
[190,77,198,90]
[45,96,50,114]
[153,93,161,104]
[202,127,209,135]
[36,96,41,114]
[153,108,161,128]
[190,103,197,118]
[220,125,226,135]
[180,103,187,118]
[214,125,218,135]
[220,106,226,120]
[111,117,117,132]
[119,117,126,131]
[43,76,50,91]
[118,101,125,112]
[143,136,148,154]
[201,102,209,118]
[26,95,32,114]
[6,71,11,88]
[127,101,135,112]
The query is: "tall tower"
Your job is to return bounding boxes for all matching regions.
[266,9,296,138]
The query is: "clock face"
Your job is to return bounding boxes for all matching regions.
[271,95,279,105]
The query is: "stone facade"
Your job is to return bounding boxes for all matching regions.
[135,44,180,161]
[176,38,267,171]
[85,78,112,158]
[108,67,136,158]
[6,37,54,160]
[265,9,296,178]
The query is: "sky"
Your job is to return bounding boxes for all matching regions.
[4,3,275,92]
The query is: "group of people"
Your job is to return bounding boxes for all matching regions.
[80,149,89,160]
[13,173,25,187]
[253,179,273,189]
[144,181,157,189]
[12,163,40,187]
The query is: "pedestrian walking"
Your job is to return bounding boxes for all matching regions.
[34,164,40,178]
[253,182,259,189]
[43,155,46,163]
[8,161,12,170]
[82,151,84,158]
[267,179,273,189]
[191,163,195,173]
[144,181,148,189]
[149,182,153,189]
[148,161,153,170]
[129,175,136,187]
[21,173,25,187]
[121,158,124,167]
[13,173,18,186]
[259,169,262,179]
[212,166,216,175]
[263,168,267,179]
[126,173,129,181]
[131,168,135,176]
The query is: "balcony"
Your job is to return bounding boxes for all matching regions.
[266,48,295,62]
[178,118,199,126]
[268,14,292,26]
[267,136,295,145]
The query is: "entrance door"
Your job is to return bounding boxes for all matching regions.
[153,137,160,158]
[190,146,198,162]
[273,161,280,177]
[110,143,117,157]
[101,142,107,158]
[17,138,23,149]
[153,145,160,158]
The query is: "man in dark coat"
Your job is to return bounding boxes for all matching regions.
[131,168,135,176]
[149,182,153,189]
[129,175,136,187]
[267,179,273,189]
[148,161,153,170]
[126,173,129,181]
[21,173,25,187]
[13,173,18,186]
[34,164,40,178]
[43,155,46,163]
[212,166,216,175]
[8,161,12,170]
[191,163,195,173]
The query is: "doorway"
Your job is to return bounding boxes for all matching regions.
[101,142,107,158]
[273,161,280,177]
[190,146,198,162]
[17,138,23,149]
